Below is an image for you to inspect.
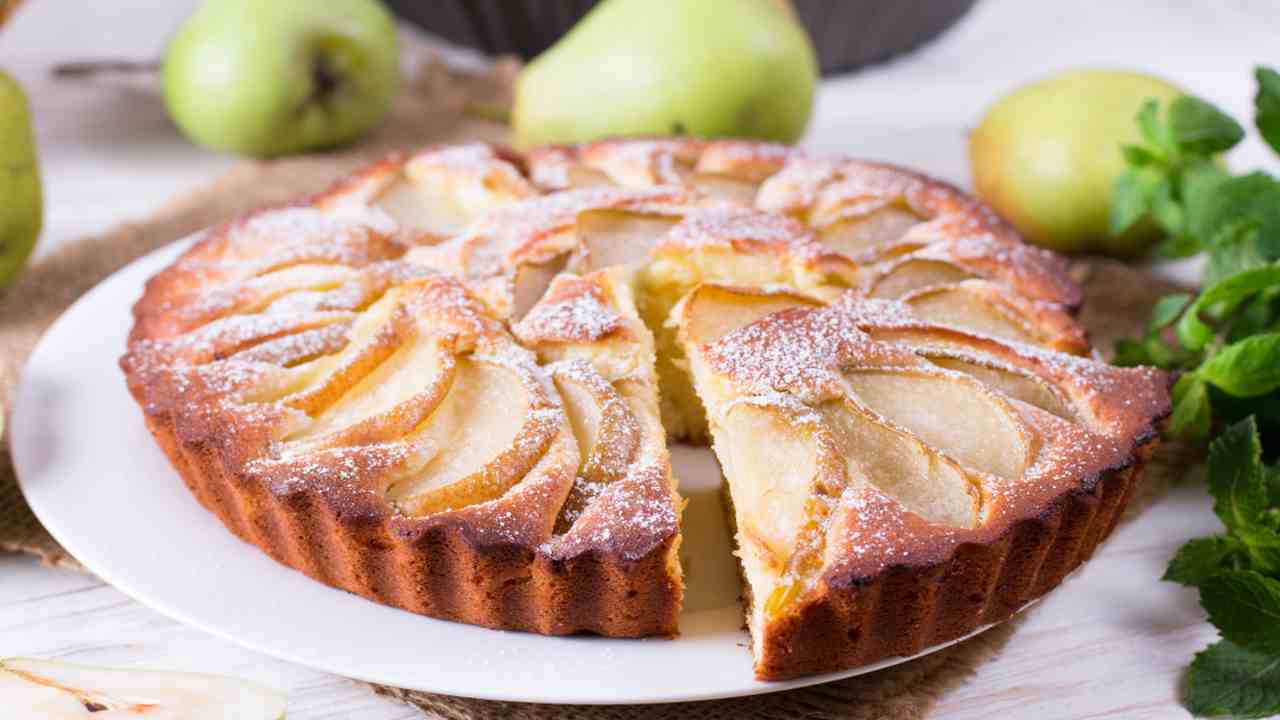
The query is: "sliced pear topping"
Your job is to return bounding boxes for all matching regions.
[677,284,820,348]
[216,263,359,316]
[926,354,1076,421]
[510,256,569,322]
[688,172,758,204]
[551,363,642,529]
[842,369,1030,481]
[819,397,980,528]
[372,150,533,234]
[720,400,831,572]
[564,165,615,187]
[557,372,605,468]
[719,399,848,620]
[868,259,973,299]
[0,657,286,719]
[230,323,351,368]
[902,284,1040,346]
[389,357,557,516]
[372,178,474,235]
[286,339,456,452]
[268,288,403,409]
[290,330,451,441]
[280,309,409,415]
[817,206,921,257]
[555,367,641,483]
[576,208,679,271]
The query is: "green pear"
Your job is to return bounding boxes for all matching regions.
[0,69,42,287]
[1,657,286,719]
[162,0,400,158]
[970,69,1183,256]
[512,0,817,149]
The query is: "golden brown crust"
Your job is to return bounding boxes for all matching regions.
[753,442,1155,678]
[142,406,679,636]
[121,139,1165,677]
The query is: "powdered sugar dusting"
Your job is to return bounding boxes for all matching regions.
[706,304,877,401]
[663,206,815,253]
[515,282,624,344]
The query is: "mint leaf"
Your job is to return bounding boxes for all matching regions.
[1204,219,1265,288]
[1227,293,1279,343]
[1112,338,1154,367]
[1256,66,1280,156]
[1242,527,1280,577]
[1184,639,1280,718]
[1188,172,1280,255]
[1170,374,1213,440]
[1156,232,1206,260]
[1199,570,1280,655]
[1200,417,1280,574]
[1165,536,1246,586]
[1179,160,1232,256]
[1200,334,1280,397]
[1136,98,1165,149]
[1170,96,1246,155]
[1121,144,1161,167]
[1268,464,1280,508]
[1208,418,1267,533]
[1150,293,1194,331]
[1110,168,1158,236]
[1178,264,1280,351]
[1150,178,1185,236]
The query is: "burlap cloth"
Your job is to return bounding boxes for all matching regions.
[0,57,1190,719]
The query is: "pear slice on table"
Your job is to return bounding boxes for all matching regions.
[0,657,285,719]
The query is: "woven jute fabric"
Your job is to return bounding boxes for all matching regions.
[0,55,1189,718]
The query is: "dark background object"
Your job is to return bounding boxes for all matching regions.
[389,0,978,76]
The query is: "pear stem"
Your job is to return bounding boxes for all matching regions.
[52,59,161,79]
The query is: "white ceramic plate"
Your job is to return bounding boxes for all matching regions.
[12,236,1002,705]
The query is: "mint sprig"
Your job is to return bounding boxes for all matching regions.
[1166,420,1280,717]
[1114,66,1280,718]
[1108,95,1241,257]
[1112,69,1280,448]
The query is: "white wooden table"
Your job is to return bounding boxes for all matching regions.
[1,1,1274,716]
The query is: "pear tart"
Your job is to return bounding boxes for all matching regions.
[123,139,1169,679]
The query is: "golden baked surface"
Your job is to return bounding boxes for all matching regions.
[121,139,1169,679]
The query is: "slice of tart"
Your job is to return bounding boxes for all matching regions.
[674,283,1169,679]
